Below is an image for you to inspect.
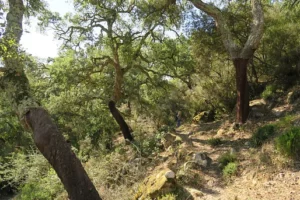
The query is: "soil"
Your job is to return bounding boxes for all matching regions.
[155,97,300,200]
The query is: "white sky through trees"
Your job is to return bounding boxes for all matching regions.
[21,0,73,58]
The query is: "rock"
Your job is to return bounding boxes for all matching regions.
[193,152,212,167]
[161,133,176,149]
[272,105,290,117]
[164,170,176,179]
[193,110,215,123]
[134,168,177,200]
[215,128,225,138]
[287,88,300,104]
[185,187,204,198]
[250,99,266,107]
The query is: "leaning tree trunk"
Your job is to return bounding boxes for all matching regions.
[1,0,101,199]
[109,62,134,141]
[25,108,101,200]
[234,58,250,123]
[108,100,134,141]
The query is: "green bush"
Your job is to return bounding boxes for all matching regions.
[275,115,295,128]
[208,138,222,146]
[218,152,237,169]
[276,127,300,158]
[157,193,177,200]
[223,162,238,177]
[251,124,276,147]
[261,85,277,100]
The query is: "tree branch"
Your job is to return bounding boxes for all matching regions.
[189,0,240,58]
[240,0,264,58]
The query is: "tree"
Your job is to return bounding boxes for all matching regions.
[188,0,264,123]
[0,0,101,199]
[52,0,180,141]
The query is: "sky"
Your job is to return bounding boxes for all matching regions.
[20,0,74,58]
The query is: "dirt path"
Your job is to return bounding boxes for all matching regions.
[170,121,300,200]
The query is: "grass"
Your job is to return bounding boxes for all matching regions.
[218,152,237,169]
[250,124,276,147]
[275,127,300,158]
[223,162,238,177]
[207,138,222,146]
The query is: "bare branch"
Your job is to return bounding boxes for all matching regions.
[240,0,264,58]
[189,0,240,58]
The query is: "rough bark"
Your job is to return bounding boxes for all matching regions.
[234,59,249,123]
[1,0,102,199]
[25,108,101,200]
[108,100,134,141]
[190,0,264,123]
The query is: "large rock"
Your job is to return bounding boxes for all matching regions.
[192,152,212,168]
[134,168,176,200]
[193,110,215,123]
[161,133,182,150]
[287,88,300,104]
[249,99,267,118]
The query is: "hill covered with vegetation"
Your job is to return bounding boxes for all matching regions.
[1,0,300,199]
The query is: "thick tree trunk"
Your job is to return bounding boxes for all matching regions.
[25,108,101,200]
[233,58,250,124]
[108,100,134,141]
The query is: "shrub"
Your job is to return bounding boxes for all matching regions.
[207,138,222,146]
[261,85,277,100]
[223,162,238,177]
[275,127,300,158]
[275,115,295,128]
[157,193,177,200]
[218,152,237,169]
[251,124,276,147]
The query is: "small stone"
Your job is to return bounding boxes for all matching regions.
[164,170,175,179]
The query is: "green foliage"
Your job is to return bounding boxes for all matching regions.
[250,124,276,147]
[218,152,237,169]
[222,162,238,177]
[207,138,222,146]
[157,193,177,200]
[136,131,164,157]
[17,169,63,200]
[275,115,295,128]
[261,85,277,100]
[275,127,300,158]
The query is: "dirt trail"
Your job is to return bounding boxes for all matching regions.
[170,120,300,200]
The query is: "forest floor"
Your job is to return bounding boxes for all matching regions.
[154,95,300,200]
[171,122,300,200]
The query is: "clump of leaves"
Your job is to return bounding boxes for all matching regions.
[157,193,177,200]
[275,127,300,158]
[222,162,238,177]
[207,138,222,146]
[250,124,276,147]
[261,84,277,100]
[275,115,295,128]
[218,152,237,169]
[136,131,164,157]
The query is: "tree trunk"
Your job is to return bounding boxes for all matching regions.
[234,58,250,124]
[108,100,134,141]
[25,108,101,200]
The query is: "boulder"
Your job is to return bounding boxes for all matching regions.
[287,89,300,104]
[161,133,176,149]
[134,168,176,200]
[193,110,215,123]
[192,152,212,168]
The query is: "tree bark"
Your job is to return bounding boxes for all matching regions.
[189,0,264,123]
[108,100,134,141]
[25,108,101,200]
[1,0,102,199]
[234,59,250,123]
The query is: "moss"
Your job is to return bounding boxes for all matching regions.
[134,169,176,200]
